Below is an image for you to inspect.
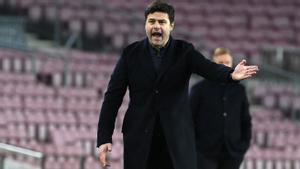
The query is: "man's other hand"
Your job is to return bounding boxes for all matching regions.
[98,143,112,167]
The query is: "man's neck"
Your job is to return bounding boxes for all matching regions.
[150,44,163,51]
[149,37,170,51]
[156,46,162,51]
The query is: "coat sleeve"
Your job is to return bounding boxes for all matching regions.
[187,44,235,83]
[97,51,128,147]
[240,86,252,149]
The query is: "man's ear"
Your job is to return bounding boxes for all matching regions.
[170,22,175,31]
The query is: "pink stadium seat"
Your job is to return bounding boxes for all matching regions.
[76,8,91,20]
[78,112,99,126]
[228,28,247,41]
[85,19,100,38]
[272,16,291,30]
[28,5,42,22]
[57,87,98,99]
[0,95,23,111]
[69,19,82,34]
[44,5,56,22]
[59,7,76,22]
[102,21,118,38]
[247,0,264,5]
[66,97,99,113]
[251,15,272,29]
[263,94,277,109]
[112,33,125,50]
[246,5,268,16]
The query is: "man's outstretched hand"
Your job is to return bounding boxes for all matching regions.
[231,59,259,81]
[98,143,112,167]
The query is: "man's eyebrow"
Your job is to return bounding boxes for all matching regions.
[158,19,167,22]
[148,18,167,22]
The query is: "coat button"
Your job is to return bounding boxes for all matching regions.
[155,90,159,94]
[223,112,227,117]
[223,97,227,101]
[144,129,149,133]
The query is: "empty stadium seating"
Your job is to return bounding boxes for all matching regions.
[0,47,128,169]
[0,47,299,169]
[1,0,299,58]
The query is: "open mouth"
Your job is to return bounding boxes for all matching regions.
[151,32,162,38]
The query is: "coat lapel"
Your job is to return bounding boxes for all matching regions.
[155,37,176,84]
[139,37,176,84]
[141,39,157,80]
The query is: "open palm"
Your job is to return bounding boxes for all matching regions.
[231,60,259,81]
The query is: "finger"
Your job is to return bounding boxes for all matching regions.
[101,156,111,167]
[238,59,246,66]
[245,69,258,74]
[245,66,259,70]
[102,154,111,167]
[99,151,107,166]
[245,71,257,77]
[246,67,259,72]
[242,74,252,79]
[246,71,257,75]
[108,144,112,152]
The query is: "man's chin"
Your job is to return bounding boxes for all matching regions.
[150,42,163,48]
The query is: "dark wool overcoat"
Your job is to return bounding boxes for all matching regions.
[97,37,234,169]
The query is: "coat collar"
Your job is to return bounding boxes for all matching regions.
[141,36,176,84]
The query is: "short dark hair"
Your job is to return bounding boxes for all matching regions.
[144,0,175,23]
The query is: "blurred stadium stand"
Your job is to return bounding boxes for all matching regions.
[0,0,300,169]
[0,0,299,57]
[0,16,27,49]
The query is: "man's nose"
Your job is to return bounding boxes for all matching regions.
[153,21,160,28]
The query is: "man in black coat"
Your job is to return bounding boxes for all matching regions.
[97,2,258,169]
[190,48,252,169]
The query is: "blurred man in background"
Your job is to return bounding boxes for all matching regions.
[190,47,252,169]
[97,1,258,169]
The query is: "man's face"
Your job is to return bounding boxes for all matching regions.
[145,12,174,48]
[213,54,233,68]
